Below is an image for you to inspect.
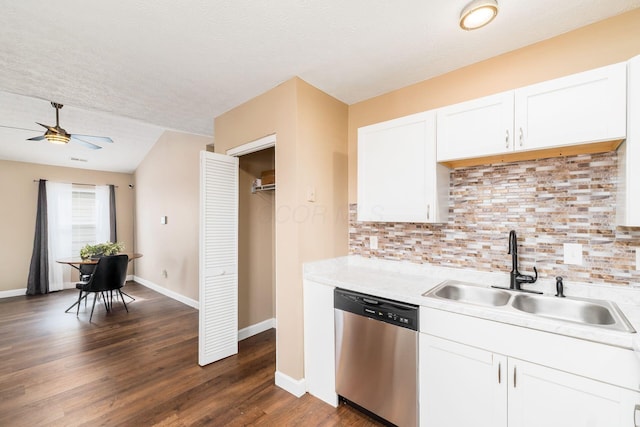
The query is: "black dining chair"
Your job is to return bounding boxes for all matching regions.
[79,263,96,282]
[74,254,129,322]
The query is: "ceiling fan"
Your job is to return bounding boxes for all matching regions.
[26,102,113,150]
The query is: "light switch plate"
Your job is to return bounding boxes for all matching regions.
[370,236,378,250]
[563,243,583,265]
[306,186,316,203]
[161,216,167,225]
[636,248,639,271]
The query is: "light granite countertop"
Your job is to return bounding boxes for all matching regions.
[304,255,640,351]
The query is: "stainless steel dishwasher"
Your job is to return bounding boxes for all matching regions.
[334,288,419,427]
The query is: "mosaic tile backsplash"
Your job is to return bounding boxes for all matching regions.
[349,151,640,286]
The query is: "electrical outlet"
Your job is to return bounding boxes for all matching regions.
[161,216,167,225]
[563,243,583,266]
[370,236,378,250]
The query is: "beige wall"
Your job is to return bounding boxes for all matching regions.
[238,148,275,329]
[214,78,348,381]
[297,81,350,261]
[348,8,640,203]
[0,159,134,292]
[133,130,211,301]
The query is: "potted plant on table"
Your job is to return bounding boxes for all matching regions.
[79,241,125,260]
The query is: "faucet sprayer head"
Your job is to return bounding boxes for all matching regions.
[508,230,517,255]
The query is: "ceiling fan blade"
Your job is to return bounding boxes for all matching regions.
[36,122,58,133]
[71,134,113,144]
[70,136,102,150]
[27,135,46,141]
[0,125,42,133]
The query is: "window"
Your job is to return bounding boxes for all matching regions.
[47,183,110,291]
[72,185,98,256]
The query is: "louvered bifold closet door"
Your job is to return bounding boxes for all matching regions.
[199,151,239,366]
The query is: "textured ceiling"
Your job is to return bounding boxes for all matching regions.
[1,0,639,172]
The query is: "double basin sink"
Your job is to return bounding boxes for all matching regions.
[424,280,635,333]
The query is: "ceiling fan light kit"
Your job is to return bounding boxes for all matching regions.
[44,133,70,144]
[27,102,113,150]
[459,0,499,30]
[43,102,69,144]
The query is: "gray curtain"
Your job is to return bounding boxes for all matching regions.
[109,184,117,242]
[26,179,49,295]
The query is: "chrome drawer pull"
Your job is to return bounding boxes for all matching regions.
[519,127,524,147]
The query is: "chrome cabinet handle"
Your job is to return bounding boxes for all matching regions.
[519,127,524,147]
[427,204,430,220]
[513,365,517,388]
[498,362,501,384]
[505,129,509,148]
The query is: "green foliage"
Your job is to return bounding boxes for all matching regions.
[79,241,125,259]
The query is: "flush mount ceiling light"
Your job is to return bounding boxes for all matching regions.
[459,0,499,30]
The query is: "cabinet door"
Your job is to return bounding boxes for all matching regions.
[508,358,640,427]
[357,111,447,223]
[436,91,514,162]
[618,55,640,226]
[303,280,337,407]
[515,62,626,151]
[419,334,507,427]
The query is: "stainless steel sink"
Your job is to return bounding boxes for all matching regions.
[425,280,511,307]
[511,294,635,332]
[423,280,635,333]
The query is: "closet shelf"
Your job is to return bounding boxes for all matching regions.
[251,183,276,194]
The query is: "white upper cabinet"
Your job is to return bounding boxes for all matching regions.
[437,62,627,165]
[436,92,514,161]
[357,110,449,223]
[618,55,640,227]
[515,62,627,151]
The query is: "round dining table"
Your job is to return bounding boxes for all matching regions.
[56,252,143,270]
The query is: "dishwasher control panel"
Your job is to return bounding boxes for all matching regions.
[334,288,418,330]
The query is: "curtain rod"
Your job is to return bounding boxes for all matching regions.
[33,179,119,188]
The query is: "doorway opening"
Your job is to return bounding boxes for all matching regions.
[228,135,276,341]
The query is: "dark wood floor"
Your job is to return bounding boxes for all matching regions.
[0,282,383,426]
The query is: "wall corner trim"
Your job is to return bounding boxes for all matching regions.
[0,288,26,299]
[275,370,307,398]
[133,275,199,309]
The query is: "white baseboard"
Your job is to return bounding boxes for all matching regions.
[133,275,199,309]
[1,274,137,299]
[126,274,134,281]
[275,370,306,398]
[0,288,26,299]
[238,318,276,341]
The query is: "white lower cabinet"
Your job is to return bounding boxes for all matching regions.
[302,279,337,407]
[420,333,640,427]
[509,358,640,427]
[420,334,507,427]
